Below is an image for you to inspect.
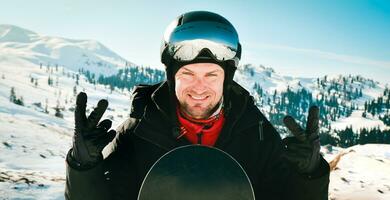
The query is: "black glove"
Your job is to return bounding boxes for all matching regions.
[68,92,116,169]
[282,106,321,175]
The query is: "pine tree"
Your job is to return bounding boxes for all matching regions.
[110,84,114,94]
[48,76,53,86]
[9,87,24,106]
[76,74,79,85]
[364,101,368,112]
[54,100,63,118]
[9,87,16,102]
[362,111,367,118]
[73,85,77,96]
[15,96,24,106]
[359,127,368,144]
[45,98,49,113]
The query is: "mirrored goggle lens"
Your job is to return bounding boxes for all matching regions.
[165,21,239,63]
[168,39,237,62]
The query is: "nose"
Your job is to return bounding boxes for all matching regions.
[191,76,208,93]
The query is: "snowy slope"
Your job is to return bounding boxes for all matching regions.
[0,25,137,199]
[332,110,388,132]
[235,64,386,108]
[0,24,134,76]
[0,54,132,199]
[235,64,299,93]
[323,144,390,200]
[0,101,70,199]
[234,64,389,132]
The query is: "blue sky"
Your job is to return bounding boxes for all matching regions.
[1,0,389,84]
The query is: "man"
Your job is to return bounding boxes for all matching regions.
[65,11,329,200]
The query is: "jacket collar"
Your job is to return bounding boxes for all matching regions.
[133,81,258,150]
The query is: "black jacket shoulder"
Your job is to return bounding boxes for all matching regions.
[103,83,161,158]
[129,83,162,119]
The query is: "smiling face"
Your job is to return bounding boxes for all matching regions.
[174,63,224,119]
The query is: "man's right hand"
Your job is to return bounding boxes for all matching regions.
[69,92,116,169]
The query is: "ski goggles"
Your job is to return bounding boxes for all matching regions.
[162,20,241,66]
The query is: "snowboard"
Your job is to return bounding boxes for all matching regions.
[138,145,255,200]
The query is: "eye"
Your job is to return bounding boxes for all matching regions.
[206,73,218,77]
[182,71,193,76]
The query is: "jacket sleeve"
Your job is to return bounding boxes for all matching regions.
[65,154,111,200]
[64,118,137,200]
[258,118,329,200]
[287,157,330,200]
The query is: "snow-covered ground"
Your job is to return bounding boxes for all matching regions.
[0,39,132,199]
[323,144,390,200]
[332,110,388,132]
[0,106,69,200]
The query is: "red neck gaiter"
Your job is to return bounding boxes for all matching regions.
[176,107,225,147]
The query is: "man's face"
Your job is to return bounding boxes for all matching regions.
[175,63,224,119]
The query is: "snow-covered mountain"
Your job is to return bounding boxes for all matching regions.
[0,47,133,200]
[0,25,389,199]
[235,63,386,111]
[0,25,137,198]
[234,63,389,134]
[0,24,134,76]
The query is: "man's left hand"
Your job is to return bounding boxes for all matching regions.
[282,106,321,175]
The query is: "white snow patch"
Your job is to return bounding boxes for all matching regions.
[324,144,390,200]
[332,110,387,132]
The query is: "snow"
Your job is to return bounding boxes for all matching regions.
[0,24,36,43]
[234,64,389,134]
[332,110,387,132]
[323,144,390,200]
[235,64,297,93]
[0,28,134,198]
[0,98,71,199]
[0,24,135,77]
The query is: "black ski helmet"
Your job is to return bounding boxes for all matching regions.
[161,11,241,87]
[160,11,242,116]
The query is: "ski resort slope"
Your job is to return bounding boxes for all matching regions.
[324,144,390,200]
[0,101,69,199]
[332,110,388,132]
[0,52,132,200]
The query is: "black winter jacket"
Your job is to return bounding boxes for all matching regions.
[65,81,329,200]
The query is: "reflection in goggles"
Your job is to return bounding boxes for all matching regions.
[169,39,237,62]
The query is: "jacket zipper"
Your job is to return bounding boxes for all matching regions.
[258,120,264,141]
[227,119,264,143]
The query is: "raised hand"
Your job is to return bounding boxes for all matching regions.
[282,106,321,174]
[70,92,116,169]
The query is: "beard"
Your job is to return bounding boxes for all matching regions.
[178,97,222,119]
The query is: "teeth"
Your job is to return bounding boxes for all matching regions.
[190,95,207,100]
